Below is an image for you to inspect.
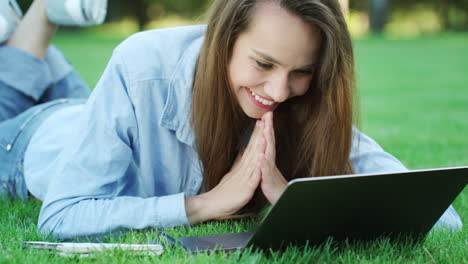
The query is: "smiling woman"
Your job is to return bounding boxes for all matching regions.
[0,0,462,239]
[192,0,356,212]
[228,3,321,114]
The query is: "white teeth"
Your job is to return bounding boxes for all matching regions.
[248,88,274,106]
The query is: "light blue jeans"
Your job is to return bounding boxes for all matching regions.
[0,44,463,232]
[0,45,89,199]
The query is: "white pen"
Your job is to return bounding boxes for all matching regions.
[22,241,164,255]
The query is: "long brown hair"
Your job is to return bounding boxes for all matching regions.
[192,0,356,195]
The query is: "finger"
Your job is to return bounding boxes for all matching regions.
[245,161,262,190]
[243,120,261,155]
[264,112,276,161]
[259,154,268,183]
[253,154,263,184]
[259,153,271,178]
[246,125,266,170]
[253,119,265,144]
[243,152,263,188]
[241,121,265,172]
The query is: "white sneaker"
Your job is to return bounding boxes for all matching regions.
[0,0,22,43]
[47,0,107,26]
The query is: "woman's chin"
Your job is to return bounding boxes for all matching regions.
[242,106,266,120]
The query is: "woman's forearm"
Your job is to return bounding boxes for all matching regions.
[184,193,216,225]
[39,194,188,239]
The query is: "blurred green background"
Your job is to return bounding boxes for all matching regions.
[15,0,468,37]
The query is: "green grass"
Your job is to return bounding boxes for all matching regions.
[1,32,467,263]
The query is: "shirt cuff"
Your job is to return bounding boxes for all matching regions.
[45,45,73,83]
[0,45,52,100]
[151,192,190,227]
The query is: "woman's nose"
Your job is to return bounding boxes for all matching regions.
[264,73,290,103]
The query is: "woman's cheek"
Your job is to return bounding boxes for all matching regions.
[292,76,313,96]
[241,67,266,87]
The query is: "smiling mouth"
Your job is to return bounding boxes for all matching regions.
[246,87,275,105]
[245,87,278,110]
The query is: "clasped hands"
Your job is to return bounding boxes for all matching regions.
[186,112,288,224]
[207,112,287,217]
[256,111,288,206]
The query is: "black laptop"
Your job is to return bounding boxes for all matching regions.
[169,166,468,252]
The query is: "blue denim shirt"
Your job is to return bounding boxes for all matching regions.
[26,25,206,238]
[24,25,440,239]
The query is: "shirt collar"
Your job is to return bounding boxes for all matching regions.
[160,27,205,148]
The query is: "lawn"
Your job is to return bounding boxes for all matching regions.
[0,31,467,263]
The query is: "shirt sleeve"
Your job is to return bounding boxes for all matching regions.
[350,127,408,174]
[37,49,190,239]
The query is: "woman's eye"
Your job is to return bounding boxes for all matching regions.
[295,69,313,75]
[256,61,273,70]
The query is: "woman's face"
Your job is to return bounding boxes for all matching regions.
[228,2,322,119]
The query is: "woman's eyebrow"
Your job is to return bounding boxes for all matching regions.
[252,49,282,65]
[298,63,317,70]
[251,49,316,69]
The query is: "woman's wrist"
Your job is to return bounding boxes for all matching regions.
[184,193,216,225]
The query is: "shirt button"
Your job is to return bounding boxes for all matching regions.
[5,144,12,152]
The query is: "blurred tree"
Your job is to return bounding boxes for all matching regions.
[159,0,209,16]
[439,0,468,30]
[350,0,468,32]
[135,0,150,30]
[387,0,468,30]
[125,0,210,30]
[15,0,210,30]
[14,0,468,32]
[440,0,453,29]
[369,0,389,34]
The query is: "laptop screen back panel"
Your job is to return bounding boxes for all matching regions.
[247,167,468,250]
